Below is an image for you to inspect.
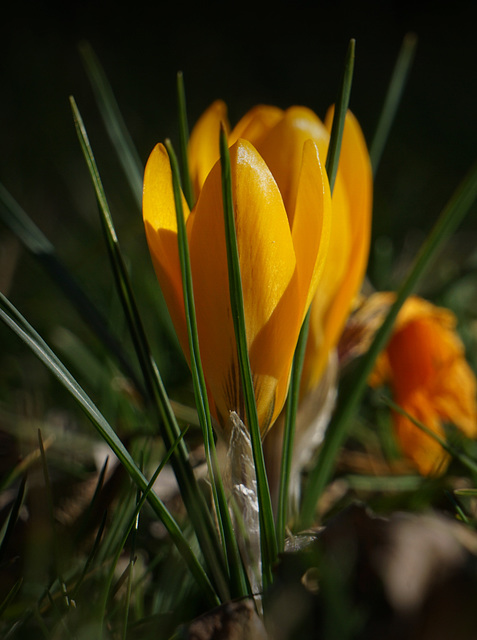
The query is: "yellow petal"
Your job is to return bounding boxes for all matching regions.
[143,143,191,359]
[188,99,229,198]
[228,104,284,148]
[290,139,331,312]
[188,139,298,433]
[324,107,373,311]
[303,108,373,393]
[255,106,329,215]
[301,175,351,393]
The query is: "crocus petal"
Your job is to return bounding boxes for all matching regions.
[188,138,298,433]
[385,297,477,440]
[228,104,284,149]
[394,391,450,476]
[323,107,373,346]
[143,143,191,359]
[250,139,333,433]
[255,106,329,215]
[188,99,229,198]
[302,109,373,393]
[324,107,372,301]
[290,139,331,312]
[301,176,351,393]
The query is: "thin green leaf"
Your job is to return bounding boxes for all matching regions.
[176,71,195,209]
[72,510,108,601]
[78,41,143,208]
[98,425,189,630]
[0,476,26,564]
[165,139,248,598]
[454,488,477,497]
[69,96,227,602]
[277,313,310,551]
[370,33,418,175]
[0,291,218,606]
[299,160,477,528]
[325,38,355,191]
[0,578,23,618]
[219,127,277,588]
[0,183,142,393]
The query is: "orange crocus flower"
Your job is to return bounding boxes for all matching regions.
[143,105,332,438]
[369,294,477,475]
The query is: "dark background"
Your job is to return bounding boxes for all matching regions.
[1,0,476,320]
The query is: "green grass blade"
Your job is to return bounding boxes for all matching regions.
[325,38,355,191]
[98,425,189,629]
[72,510,107,601]
[370,33,418,175]
[219,127,277,588]
[299,160,477,528]
[0,291,218,605]
[276,313,310,551]
[0,184,143,393]
[0,578,23,618]
[69,96,228,601]
[78,41,143,208]
[165,139,248,598]
[0,475,26,564]
[176,72,195,209]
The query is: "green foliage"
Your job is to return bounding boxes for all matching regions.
[0,33,476,640]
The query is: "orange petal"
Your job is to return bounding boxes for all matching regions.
[394,391,450,476]
[143,143,191,359]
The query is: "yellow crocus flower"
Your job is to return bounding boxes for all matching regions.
[188,100,373,397]
[143,108,332,438]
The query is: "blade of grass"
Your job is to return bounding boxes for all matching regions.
[165,139,248,598]
[219,126,278,589]
[0,183,143,395]
[98,425,188,632]
[37,429,69,595]
[0,291,218,606]
[176,72,194,209]
[277,314,310,550]
[326,39,355,192]
[370,33,418,175]
[121,489,139,640]
[299,160,477,528]
[78,41,143,208]
[0,578,23,618]
[72,510,108,601]
[0,476,26,564]
[277,39,355,549]
[69,96,229,601]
